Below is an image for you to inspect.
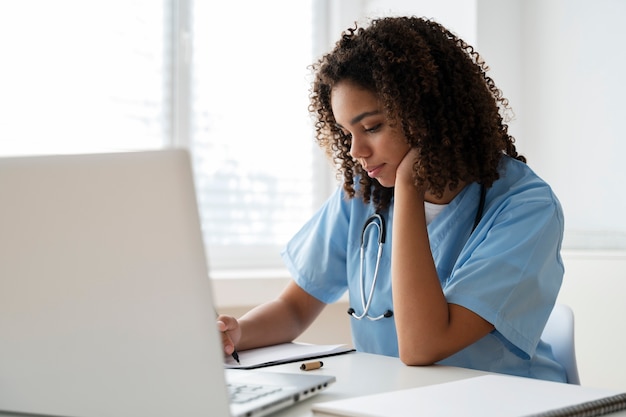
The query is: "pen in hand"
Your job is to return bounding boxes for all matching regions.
[216,311,240,364]
[229,341,240,365]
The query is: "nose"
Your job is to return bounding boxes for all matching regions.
[349,133,370,159]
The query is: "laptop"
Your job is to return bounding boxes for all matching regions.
[0,149,335,417]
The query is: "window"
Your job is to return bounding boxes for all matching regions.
[0,1,168,154]
[0,0,330,273]
[189,0,324,270]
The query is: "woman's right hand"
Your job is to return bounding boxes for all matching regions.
[216,314,241,357]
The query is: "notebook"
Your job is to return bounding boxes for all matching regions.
[311,374,626,417]
[224,342,355,370]
[0,149,335,417]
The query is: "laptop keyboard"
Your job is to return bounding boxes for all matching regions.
[228,382,283,404]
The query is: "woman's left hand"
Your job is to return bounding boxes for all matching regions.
[395,148,421,188]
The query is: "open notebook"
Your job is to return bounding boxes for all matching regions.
[224,342,355,370]
[0,149,335,417]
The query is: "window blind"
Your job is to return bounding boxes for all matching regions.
[0,0,326,271]
[190,0,320,269]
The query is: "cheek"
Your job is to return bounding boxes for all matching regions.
[389,127,410,150]
[391,140,411,163]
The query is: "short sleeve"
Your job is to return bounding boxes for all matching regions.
[280,187,351,304]
[445,191,565,358]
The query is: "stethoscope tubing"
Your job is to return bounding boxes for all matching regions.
[350,214,390,321]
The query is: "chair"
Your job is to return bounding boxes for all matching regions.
[541,303,581,384]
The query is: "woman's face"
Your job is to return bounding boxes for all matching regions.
[331,81,410,188]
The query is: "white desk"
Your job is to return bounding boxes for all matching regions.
[0,352,622,417]
[258,352,626,417]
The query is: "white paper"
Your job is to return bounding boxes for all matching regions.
[224,342,354,369]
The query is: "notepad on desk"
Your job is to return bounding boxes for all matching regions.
[224,342,355,370]
[311,374,626,417]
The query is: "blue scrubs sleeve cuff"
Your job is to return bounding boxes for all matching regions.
[446,294,536,359]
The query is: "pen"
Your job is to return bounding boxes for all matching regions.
[300,361,323,371]
[215,311,240,365]
[229,344,241,365]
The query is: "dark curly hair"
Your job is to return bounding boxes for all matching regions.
[309,16,525,211]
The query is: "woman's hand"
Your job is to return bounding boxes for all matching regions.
[216,314,241,357]
[214,281,326,356]
[395,148,422,190]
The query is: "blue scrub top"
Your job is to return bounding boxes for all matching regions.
[281,156,567,382]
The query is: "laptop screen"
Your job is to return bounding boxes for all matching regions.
[0,150,231,417]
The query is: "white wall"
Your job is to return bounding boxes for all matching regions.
[557,251,626,390]
[477,0,626,249]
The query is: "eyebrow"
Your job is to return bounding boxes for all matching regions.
[335,110,382,129]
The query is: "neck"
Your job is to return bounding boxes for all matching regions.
[424,182,466,205]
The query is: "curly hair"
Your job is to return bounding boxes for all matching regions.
[309,16,525,211]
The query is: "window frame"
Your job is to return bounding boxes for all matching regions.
[173,0,337,273]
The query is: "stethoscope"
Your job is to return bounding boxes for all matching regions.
[347,213,392,321]
[347,184,487,321]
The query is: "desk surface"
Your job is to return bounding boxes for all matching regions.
[259,352,626,417]
[0,352,623,417]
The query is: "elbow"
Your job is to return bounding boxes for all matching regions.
[397,347,439,367]
[400,356,435,367]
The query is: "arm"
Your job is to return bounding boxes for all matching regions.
[391,150,494,365]
[218,280,326,355]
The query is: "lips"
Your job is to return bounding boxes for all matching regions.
[364,164,384,178]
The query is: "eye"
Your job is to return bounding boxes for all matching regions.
[364,123,382,133]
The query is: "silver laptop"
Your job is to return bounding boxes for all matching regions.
[0,149,335,417]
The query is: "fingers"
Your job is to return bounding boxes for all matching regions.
[216,318,228,332]
[216,314,235,331]
[216,315,240,355]
[396,148,420,186]
[222,332,235,355]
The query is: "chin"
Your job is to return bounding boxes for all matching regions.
[375,177,395,188]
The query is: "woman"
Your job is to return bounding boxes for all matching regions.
[217,16,566,382]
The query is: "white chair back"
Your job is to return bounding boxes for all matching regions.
[541,304,581,384]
